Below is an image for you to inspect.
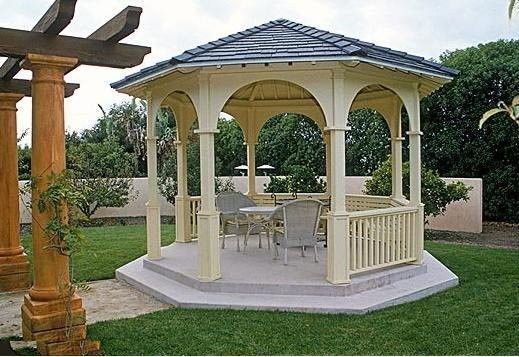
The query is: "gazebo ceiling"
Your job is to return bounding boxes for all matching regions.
[231,80,313,102]
[112,18,458,91]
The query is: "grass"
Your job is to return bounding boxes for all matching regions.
[21,224,175,282]
[86,241,519,355]
[18,225,519,355]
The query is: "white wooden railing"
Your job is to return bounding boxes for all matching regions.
[347,206,418,275]
[187,194,420,277]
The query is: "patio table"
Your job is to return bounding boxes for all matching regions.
[238,206,276,251]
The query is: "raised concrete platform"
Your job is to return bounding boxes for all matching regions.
[116,235,458,314]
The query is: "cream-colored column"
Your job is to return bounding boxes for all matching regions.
[390,103,404,200]
[326,70,350,284]
[196,75,221,281]
[175,121,192,243]
[323,131,331,196]
[246,140,257,196]
[407,87,424,264]
[145,92,161,260]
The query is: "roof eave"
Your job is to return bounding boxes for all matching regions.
[111,55,456,93]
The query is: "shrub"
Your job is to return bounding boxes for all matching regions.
[364,158,471,218]
[67,139,136,219]
[264,165,326,194]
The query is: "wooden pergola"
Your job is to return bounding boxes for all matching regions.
[112,19,457,285]
[0,0,149,354]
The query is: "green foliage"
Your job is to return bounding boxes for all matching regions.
[421,40,519,222]
[365,158,471,218]
[32,171,86,257]
[67,140,136,218]
[257,113,325,176]
[215,118,246,176]
[264,165,326,194]
[346,109,393,175]
[18,144,31,180]
[480,96,519,127]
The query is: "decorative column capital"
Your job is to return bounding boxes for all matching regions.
[0,93,24,111]
[406,130,423,136]
[194,128,220,135]
[324,125,351,132]
[21,53,78,71]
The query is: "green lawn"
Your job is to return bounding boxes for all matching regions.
[21,224,175,282]
[19,225,519,355]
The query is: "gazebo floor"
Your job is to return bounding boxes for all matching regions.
[116,235,458,314]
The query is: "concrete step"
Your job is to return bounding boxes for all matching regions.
[143,256,428,297]
[116,252,458,314]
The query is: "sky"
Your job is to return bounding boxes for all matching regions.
[1,0,518,146]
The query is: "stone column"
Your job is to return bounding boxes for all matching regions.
[20,54,87,343]
[196,129,221,281]
[0,93,30,292]
[145,92,161,259]
[246,140,257,196]
[174,127,192,243]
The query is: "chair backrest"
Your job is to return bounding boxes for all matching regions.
[275,199,322,243]
[216,191,256,214]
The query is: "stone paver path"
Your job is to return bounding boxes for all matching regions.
[0,279,169,339]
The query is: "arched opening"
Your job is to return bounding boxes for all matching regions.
[348,84,411,199]
[217,80,327,196]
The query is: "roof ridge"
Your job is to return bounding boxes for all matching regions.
[171,20,282,64]
[275,19,364,56]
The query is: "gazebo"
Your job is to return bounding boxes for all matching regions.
[112,19,458,312]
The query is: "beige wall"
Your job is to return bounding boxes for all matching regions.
[19,176,483,233]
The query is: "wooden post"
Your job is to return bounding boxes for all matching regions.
[20,53,87,344]
[0,93,30,292]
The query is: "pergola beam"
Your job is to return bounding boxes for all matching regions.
[0,27,150,69]
[88,6,142,42]
[0,78,79,97]
[0,0,77,80]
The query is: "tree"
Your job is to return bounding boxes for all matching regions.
[421,40,519,222]
[18,145,31,180]
[257,113,325,176]
[215,118,246,176]
[67,140,136,219]
[364,158,471,219]
[510,0,517,18]
[346,109,393,175]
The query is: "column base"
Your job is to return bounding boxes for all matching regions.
[21,293,87,343]
[197,211,221,281]
[326,212,350,285]
[0,252,30,292]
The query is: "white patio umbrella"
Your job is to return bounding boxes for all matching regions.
[234,164,248,176]
[257,164,275,176]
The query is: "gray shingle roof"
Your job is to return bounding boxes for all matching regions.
[112,18,457,89]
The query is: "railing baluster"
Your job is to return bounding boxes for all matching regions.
[375,216,380,265]
[368,217,374,267]
[363,218,368,268]
[396,213,401,260]
[352,219,357,270]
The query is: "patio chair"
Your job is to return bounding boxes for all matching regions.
[271,199,323,265]
[216,191,256,251]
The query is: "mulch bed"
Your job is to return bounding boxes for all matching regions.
[426,222,519,250]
